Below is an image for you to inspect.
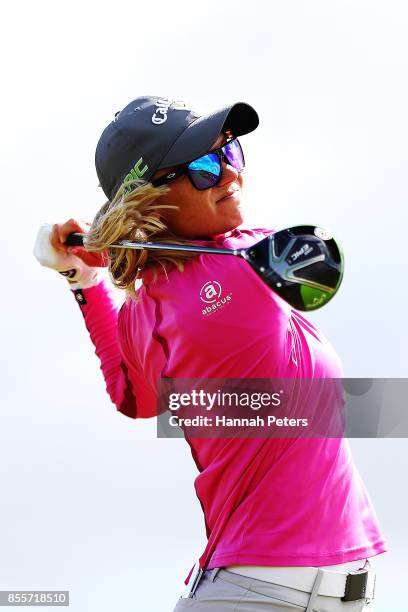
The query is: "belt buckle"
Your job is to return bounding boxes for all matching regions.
[181,562,203,599]
[188,568,204,598]
[341,569,370,602]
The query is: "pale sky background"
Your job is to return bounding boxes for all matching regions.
[1,1,407,610]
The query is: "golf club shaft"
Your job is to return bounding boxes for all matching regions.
[66,232,245,257]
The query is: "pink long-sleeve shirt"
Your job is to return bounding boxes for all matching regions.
[72,228,387,569]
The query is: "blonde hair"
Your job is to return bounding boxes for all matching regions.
[85,179,198,300]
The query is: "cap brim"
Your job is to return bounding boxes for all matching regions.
[157,102,259,169]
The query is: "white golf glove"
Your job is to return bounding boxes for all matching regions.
[33,223,106,290]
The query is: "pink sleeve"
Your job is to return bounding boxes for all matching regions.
[71,282,138,419]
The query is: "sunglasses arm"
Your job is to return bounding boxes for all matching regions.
[150,166,186,188]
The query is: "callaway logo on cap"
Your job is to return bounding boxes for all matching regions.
[95,95,259,201]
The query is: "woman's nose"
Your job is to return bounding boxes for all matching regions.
[218,161,239,187]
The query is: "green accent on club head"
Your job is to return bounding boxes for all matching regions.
[300,285,334,311]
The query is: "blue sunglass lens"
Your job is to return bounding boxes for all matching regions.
[186,140,245,190]
[188,153,221,190]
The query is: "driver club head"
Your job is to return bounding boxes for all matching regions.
[244,225,344,311]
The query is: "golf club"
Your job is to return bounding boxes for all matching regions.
[66,225,344,311]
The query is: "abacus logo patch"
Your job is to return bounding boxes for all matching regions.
[200,281,232,316]
[200,281,222,304]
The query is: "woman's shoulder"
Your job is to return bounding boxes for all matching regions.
[215,227,276,250]
[136,226,283,315]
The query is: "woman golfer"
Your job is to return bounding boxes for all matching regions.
[35,96,387,611]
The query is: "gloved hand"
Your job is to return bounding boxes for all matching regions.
[33,220,108,290]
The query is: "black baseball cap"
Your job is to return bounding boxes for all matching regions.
[95,95,259,201]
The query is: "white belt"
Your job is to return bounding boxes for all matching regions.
[226,560,376,600]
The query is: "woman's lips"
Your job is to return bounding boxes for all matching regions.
[216,189,240,203]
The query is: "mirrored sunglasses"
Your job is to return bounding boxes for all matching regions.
[151,138,245,191]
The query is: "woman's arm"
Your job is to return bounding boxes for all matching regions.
[72,280,137,419]
[35,218,138,419]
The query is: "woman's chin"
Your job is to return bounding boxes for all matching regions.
[226,201,244,229]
